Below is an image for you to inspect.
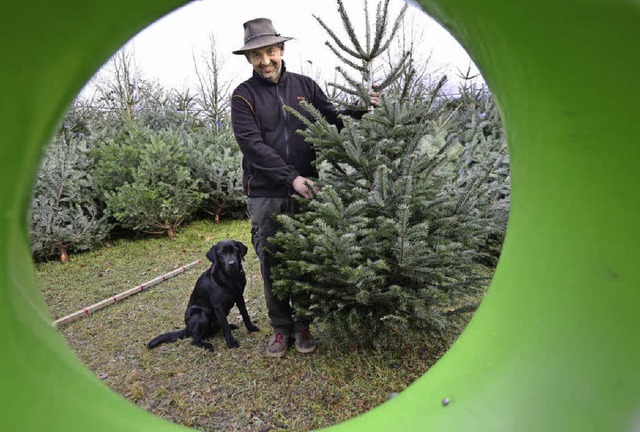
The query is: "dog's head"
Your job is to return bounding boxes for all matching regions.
[205,240,248,276]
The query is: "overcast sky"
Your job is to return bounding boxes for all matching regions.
[86,0,482,96]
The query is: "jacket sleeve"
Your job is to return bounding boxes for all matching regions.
[231,89,299,186]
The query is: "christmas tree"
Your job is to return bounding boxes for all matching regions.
[30,107,110,262]
[93,120,206,240]
[270,0,509,347]
[183,126,246,222]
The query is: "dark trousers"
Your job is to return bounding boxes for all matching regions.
[247,197,309,335]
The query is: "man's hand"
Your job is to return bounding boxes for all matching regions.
[292,176,318,199]
[369,89,381,107]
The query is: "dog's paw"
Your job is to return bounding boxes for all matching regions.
[192,341,214,351]
[229,323,239,330]
[247,323,260,333]
[226,339,240,348]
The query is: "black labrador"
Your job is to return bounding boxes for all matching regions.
[147,240,259,351]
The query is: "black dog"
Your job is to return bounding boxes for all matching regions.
[147,240,259,351]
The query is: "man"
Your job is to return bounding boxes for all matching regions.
[231,17,379,358]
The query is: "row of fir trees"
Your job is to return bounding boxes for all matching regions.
[30,48,245,262]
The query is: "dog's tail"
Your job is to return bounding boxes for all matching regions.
[147,328,189,349]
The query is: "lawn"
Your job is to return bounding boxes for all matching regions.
[36,218,485,432]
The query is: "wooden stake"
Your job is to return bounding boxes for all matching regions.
[53,259,202,327]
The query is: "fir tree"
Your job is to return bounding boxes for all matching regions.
[30,120,110,262]
[444,73,511,265]
[94,121,206,240]
[270,1,509,347]
[272,94,497,346]
[183,126,246,221]
[314,0,410,108]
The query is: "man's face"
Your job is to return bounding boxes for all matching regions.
[246,43,284,83]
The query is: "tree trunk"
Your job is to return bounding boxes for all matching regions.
[59,245,69,264]
[167,227,176,240]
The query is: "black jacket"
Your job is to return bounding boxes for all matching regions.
[231,62,365,197]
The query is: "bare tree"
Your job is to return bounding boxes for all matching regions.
[193,34,233,128]
[95,48,143,117]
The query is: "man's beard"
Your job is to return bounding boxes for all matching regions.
[259,62,280,82]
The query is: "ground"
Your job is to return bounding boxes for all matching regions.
[37,218,482,432]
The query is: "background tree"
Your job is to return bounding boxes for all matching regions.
[94,48,143,119]
[94,121,206,240]
[193,34,233,129]
[30,103,111,262]
[443,71,510,265]
[183,126,246,221]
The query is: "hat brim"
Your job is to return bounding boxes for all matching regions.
[232,36,294,55]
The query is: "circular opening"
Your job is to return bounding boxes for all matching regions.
[10,0,639,430]
[31,1,507,430]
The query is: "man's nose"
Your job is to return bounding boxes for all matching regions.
[260,55,271,65]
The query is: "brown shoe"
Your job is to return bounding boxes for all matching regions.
[267,332,290,358]
[294,328,316,353]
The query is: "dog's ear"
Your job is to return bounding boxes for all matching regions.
[235,241,248,259]
[205,244,218,265]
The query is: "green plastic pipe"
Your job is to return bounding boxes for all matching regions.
[1,0,638,431]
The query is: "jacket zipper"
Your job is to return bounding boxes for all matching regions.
[275,85,290,162]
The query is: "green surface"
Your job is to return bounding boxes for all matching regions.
[1,0,639,431]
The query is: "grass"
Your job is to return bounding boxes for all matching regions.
[36,218,487,432]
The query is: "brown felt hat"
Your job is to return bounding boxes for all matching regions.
[232,18,294,55]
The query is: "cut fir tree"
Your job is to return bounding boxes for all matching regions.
[271,93,501,348]
[268,0,508,348]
